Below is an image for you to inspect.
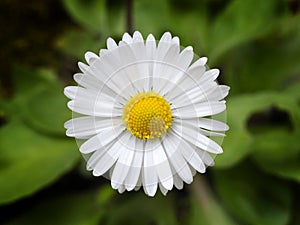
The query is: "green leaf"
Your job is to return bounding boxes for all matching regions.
[168,10,207,54]
[216,89,300,168]
[6,187,113,225]
[286,81,300,101]
[252,130,300,182]
[275,92,300,135]
[213,162,292,225]
[250,89,300,182]
[252,130,299,163]
[10,67,73,136]
[57,29,104,60]
[255,155,300,183]
[12,67,58,96]
[224,15,300,94]
[215,92,277,168]
[62,0,107,32]
[21,84,70,136]
[0,121,79,205]
[251,92,300,162]
[207,0,287,63]
[134,0,171,35]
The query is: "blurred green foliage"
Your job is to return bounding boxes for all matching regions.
[1,0,300,224]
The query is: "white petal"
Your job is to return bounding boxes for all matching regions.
[153,44,180,93]
[64,86,109,102]
[177,46,193,71]
[92,132,130,176]
[64,86,114,102]
[198,118,229,131]
[162,132,193,184]
[125,139,144,191]
[159,183,169,196]
[73,73,121,100]
[122,32,133,44]
[130,40,147,59]
[107,37,118,50]
[118,185,126,194]
[201,69,220,83]
[86,147,106,171]
[173,101,226,118]
[159,32,172,43]
[65,87,122,117]
[73,73,100,89]
[80,126,124,154]
[111,134,135,189]
[118,43,136,64]
[173,174,184,189]
[65,116,122,138]
[180,82,225,107]
[78,62,89,73]
[67,100,121,117]
[199,128,226,137]
[176,119,226,137]
[173,122,223,154]
[167,64,219,100]
[155,37,174,62]
[172,36,180,46]
[198,150,215,166]
[205,85,230,101]
[92,151,117,177]
[146,34,156,90]
[187,64,206,80]
[91,47,137,99]
[142,140,158,197]
[90,50,120,79]
[64,86,79,100]
[152,33,174,83]
[167,131,205,173]
[165,65,206,100]
[190,166,197,176]
[130,43,151,92]
[146,34,156,58]
[179,140,206,174]
[134,175,142,191]
[133,31,144,42]
[85,51,98,65]
[99,49,108,57]
[160,46,194,95]
[117,43,148,93]
[153,142,173,190]
[189,57,208,70]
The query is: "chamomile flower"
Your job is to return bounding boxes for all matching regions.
[64,31,229,196]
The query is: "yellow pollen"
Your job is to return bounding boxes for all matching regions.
[122,92,173,139]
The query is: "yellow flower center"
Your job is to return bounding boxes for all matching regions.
[122,92,173,139]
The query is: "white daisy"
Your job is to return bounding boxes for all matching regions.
[64,31,229,196]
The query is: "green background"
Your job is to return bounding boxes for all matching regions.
[1,0,300,224]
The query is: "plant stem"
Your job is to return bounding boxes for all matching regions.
[126,0,133,34]
[191,175,238,225]
[191,175,211,207]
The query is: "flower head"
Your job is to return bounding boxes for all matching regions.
[64,31,229,196]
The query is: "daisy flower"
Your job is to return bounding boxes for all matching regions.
[64,31,229,196]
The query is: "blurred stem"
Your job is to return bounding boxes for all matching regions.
[192,175,212,211]
[126,0,134,34]
[191,175,238,225]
